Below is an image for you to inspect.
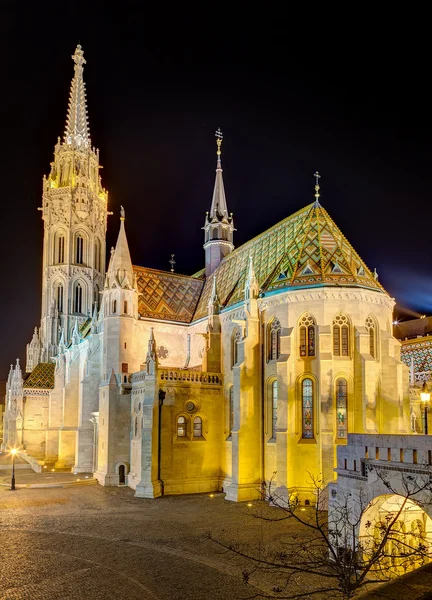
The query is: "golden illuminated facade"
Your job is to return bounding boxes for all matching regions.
[2,46,412,502]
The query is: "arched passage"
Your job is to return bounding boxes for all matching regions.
[359,494,432,578]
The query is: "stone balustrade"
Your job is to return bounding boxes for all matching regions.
[337,434,432,478]
[159,370,221,385]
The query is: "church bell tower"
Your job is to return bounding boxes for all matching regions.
[33,45,109,365]
[203,129,235,276]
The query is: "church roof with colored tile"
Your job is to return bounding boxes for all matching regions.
[133,266,204,323]
[193,201,386,321]
[400,337,432,373]
[23,363,55,389]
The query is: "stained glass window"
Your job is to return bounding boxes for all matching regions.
[272,380,278,438]
[193,416,202,438]
[336,378,348,438]
[333,314,350,356]
[365,316,376,358]
[302,378,313,438]
[269,319,281,361]
[177,416,186,437]
[229,386,234,436]
[299,315,316,357]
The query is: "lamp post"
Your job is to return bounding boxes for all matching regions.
[420,382,430,435]
[10,448,17,491]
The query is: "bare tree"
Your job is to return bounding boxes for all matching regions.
[209,469,432,599]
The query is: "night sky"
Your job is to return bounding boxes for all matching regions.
[1,6,430,378]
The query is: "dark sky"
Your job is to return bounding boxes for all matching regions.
[0,5,430,377]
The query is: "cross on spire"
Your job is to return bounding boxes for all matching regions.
[314,171,321,204]
[169,254,176,273]
[215,128,223,159]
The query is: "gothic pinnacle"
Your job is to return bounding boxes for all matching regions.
[64,44,91,148]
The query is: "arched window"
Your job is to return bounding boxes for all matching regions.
[229,386,234,436]
[124,301,128,314]
[232,328,241,367]
[271,380,278,438]
[333,314,350,356]
[193,416,203,438]
[268,319,281,361]
[134,417,138,436]
[336,378,348,438]
[299,314,316,357]
[57,284,64,313]
[57,235,65,263]
[94,238,101,272]
[113,300,117,313]
[177,416,186,437]
[74,283,83,313]
[302,378,313,439]
[365,316,376,358]
[76,235,84,264]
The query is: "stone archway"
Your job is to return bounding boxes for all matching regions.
[118,464,125,485]
[359,494,432,578]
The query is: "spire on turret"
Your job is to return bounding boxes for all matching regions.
[146,328,158,376]
[203,129,235,276]
[72,318,80,345]
[106,207,134,289]
[244,256,259,302]
[209,128,229,219]
[207,275,220,316]
[58,327,66,353]
[64,45,90,148]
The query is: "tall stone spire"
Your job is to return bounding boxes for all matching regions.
[64,45,90,148]
[203,129,235,277]
[106,206,134,289]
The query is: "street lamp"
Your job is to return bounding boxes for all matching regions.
[10,448,17,491]
[420,382,430,435]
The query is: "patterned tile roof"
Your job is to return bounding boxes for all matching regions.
[194,202,387,321]
[23,362,55,389]
[134,266,204,323]
[400,337,432,373]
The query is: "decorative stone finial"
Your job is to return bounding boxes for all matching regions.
[120,205,125,221]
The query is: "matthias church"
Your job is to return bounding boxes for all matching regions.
[2,46,412,502]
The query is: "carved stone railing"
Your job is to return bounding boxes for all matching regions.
[130,370,146,384]
[159,370,221,385]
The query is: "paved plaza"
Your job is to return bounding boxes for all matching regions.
[0,466,430,599]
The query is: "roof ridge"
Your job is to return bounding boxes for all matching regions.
[133,265,203,281]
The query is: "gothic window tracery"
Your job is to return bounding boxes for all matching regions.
[271,380,278,438]
[232,328,241,367]
[336,378,348,438]
[76,235,84,264]
[299,314,316,357]
[268,319,281,361]
[333,314,350,356]
[365,316,377,358]
[57,284,64,313]
[58,235,65,263]
[302,378,313,438]
[74,283,83,313]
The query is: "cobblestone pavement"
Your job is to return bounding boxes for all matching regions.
[0,484,322,600]
[0,482,428,600]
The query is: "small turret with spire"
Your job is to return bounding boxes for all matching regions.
[203,129,235,276]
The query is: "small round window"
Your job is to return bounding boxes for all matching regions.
[185,401,195,413]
